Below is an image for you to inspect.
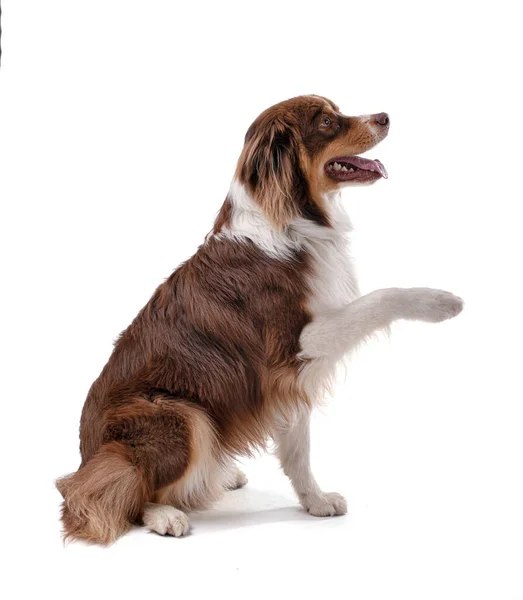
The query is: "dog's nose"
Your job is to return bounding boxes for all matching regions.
[373,112,390,127]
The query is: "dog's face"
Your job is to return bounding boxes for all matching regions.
[236,95,389,227]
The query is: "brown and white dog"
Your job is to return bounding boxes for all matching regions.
[57,95,463,544]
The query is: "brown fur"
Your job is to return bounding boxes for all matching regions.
[57,235,312,543]
[235,95,383,228]
[57,442,150,544]
[57,95,388,544]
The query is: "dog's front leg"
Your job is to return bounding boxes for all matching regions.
[280,287,463,517]
[274,410,347,516]
[299,287,463,363]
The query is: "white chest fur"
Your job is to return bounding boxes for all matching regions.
[219,181,360,315]
[289,198,361,402]
[292,200,360,316]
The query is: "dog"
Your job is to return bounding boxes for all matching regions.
[56,95,463,544]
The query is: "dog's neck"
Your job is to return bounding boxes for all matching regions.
[212,179,353,261]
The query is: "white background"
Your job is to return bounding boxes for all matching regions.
[1,1,522,599]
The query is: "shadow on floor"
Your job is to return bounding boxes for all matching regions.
[187,487,344,534]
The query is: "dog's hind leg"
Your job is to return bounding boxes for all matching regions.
[57,398,212,544]
[151,402,228,512]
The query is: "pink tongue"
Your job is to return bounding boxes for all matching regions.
[373,159,388,179]
[336,156,388,179]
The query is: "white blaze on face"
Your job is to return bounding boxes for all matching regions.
[357,114,382,142]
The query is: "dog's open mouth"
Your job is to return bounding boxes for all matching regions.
[325,156,388,182]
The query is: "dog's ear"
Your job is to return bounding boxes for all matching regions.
[237,115,300,229]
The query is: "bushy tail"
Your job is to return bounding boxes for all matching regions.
[56,442,149,545]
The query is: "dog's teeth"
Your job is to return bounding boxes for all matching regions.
[340,166,348,172]
[348,168,354,172]
[333,162,341,171]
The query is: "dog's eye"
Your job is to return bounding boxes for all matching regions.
[321,117,332,128]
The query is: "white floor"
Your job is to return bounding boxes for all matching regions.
[35,455,522,600]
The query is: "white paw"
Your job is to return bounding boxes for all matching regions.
[225,466,248,490]
[303,492,348,517]
[406,288,464,323]
[142,503,190,537]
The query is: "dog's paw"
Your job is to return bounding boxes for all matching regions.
[228,467,248,490]
[404,288,464,323]
[225,465,248,490]
[303,492,348,517]
[142,503,190,537]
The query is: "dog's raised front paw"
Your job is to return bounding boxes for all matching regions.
[303,492,347,517]
[403,288,464,323]
[142,503,190,537]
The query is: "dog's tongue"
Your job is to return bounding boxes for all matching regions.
[372,159,388,179]
[336,156,388,179]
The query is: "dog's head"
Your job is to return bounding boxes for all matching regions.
[236,95,389,228]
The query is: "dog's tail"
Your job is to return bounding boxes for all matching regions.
[56,441,149,545]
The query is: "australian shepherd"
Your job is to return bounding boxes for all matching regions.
[56,95,463,543]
